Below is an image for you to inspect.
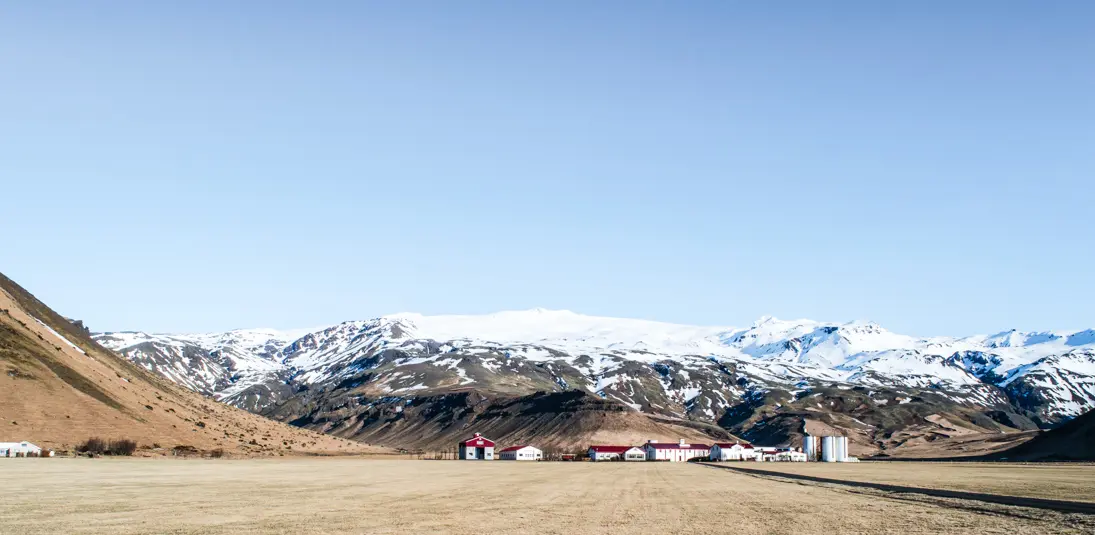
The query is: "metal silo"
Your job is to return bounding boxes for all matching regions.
[834,436,846,462]
[802,435,816,461]
[821,436,835,462]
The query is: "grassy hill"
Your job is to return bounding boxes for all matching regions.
[0,271,389,456]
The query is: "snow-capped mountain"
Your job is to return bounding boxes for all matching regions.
[94,310,1095,452]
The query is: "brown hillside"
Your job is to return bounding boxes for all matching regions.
[0,272,388,456]
[990,408,1095,461]
[269,389,743,452]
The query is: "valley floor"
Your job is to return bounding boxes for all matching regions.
[720,460,1095,504]
[1,459,1093,534]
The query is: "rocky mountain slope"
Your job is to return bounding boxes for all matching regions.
[0,272,385,456]
[989,408,1095,461]
[95,310,1095,455]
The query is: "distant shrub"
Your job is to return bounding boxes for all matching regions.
[77,437,107,455]
[172,445,199,457]
[210,448,225,459]
[107,439,138,456]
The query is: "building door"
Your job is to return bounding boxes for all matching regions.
[476,447,485,460]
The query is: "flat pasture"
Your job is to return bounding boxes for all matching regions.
[723,461,1095,503]
[1,459,1092,534]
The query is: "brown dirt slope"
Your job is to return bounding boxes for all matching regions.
[0,271,388,456]
[991,408,1095,461]
[270,389,743,452]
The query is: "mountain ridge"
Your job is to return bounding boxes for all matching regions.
[92,309,1095,456]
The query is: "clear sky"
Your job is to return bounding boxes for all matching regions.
[1,1,1092,336]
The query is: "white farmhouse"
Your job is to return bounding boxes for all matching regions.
[458,433,495,460]
[710,442,757,461]
[498,445,542,461]
[0,441,43,457]
[643,440,710,462]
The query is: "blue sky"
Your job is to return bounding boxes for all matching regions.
[1,2,1092,336]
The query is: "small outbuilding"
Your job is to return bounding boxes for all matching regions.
[458,433,495,460]
[0,441,43,458]
[498,445,543,461]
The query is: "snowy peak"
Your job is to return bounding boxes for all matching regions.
[93,312,1095,425]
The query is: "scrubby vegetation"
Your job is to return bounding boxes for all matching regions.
[76,437,138,456]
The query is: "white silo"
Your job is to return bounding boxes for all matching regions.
[834,436,847,462]
[802,435,816,461]
[821,436,836,462]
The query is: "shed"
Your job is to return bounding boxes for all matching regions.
[458,433,495,460]
[498,445,542,461]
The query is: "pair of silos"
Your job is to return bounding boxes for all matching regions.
[805,434,848,462]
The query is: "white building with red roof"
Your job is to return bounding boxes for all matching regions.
[643,440,711,462]
[498,445,542,461]
[587,445,646,462]
[458,433,495,460]
[710,442,757,461]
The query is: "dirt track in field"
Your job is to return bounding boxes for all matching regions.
[1,459,1092,534]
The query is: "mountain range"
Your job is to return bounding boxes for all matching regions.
[93,309,1095,456]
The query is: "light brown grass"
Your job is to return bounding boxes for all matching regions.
[1,458,1092,534]
[726,461,1095,503]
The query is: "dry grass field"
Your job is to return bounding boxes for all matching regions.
[1,458,1093,535]
[725,461,1095,503]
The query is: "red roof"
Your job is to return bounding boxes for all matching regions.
[646,443,711,450]
[588,445,639,454]
[714,443,753,448]
[499,445,535,453]
[461,434,495,447]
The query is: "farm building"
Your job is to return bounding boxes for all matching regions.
[498,445,542,461]
[644,440,710,462]
[458,433,495,460]
[710,442,757,461]
[588,445,646,462]
[0,441,43,457]
[762,449,808,462]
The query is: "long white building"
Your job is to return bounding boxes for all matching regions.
[644,440,710,462]
[710,442,758,461]
[588,445,645,461]
[0,441,42,457]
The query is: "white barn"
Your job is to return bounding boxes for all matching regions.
[458,433,495,460]
[0,441,43,457]
[710,442,757,461]
[644,440,710,462]
[498,445,542,461]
